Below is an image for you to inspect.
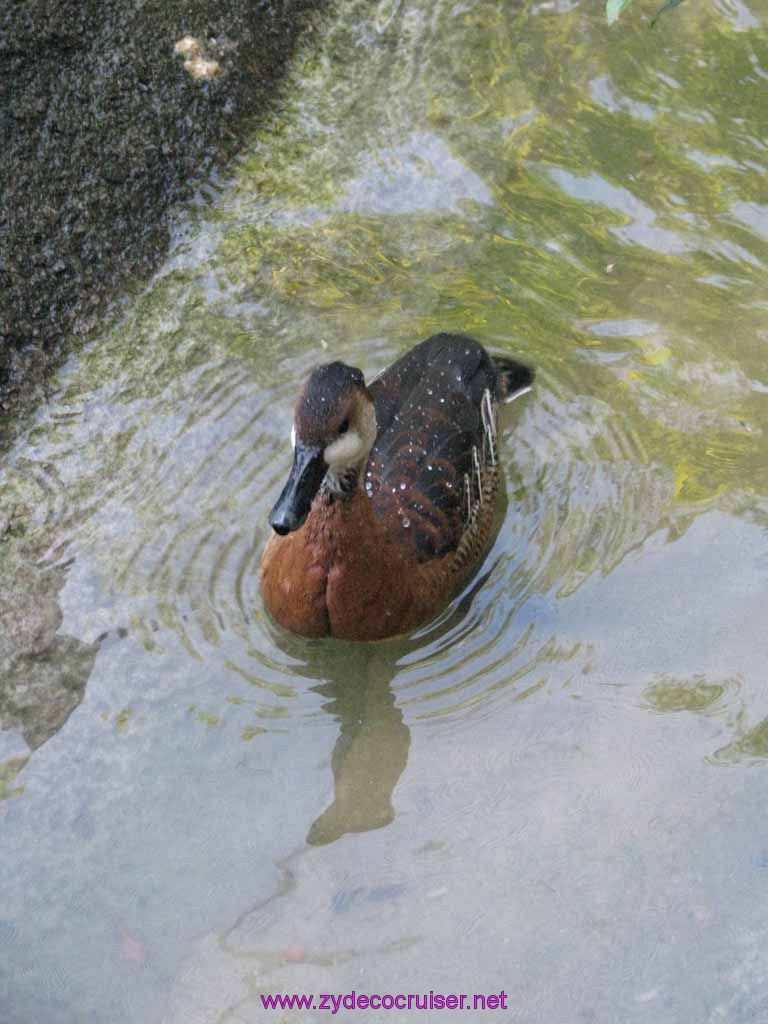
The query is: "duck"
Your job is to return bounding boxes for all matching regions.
[260,333,533,641]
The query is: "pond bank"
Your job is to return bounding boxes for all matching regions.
[0,0,327,444]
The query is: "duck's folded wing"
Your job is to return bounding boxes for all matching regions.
[367,335,499,560]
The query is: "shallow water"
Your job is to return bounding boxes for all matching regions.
[2,0,768,1020]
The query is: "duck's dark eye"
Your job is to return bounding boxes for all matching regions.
[339,418,350,435]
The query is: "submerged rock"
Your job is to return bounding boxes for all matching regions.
[0,547,99,753]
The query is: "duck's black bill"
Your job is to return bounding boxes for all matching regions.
[269,444,327,536]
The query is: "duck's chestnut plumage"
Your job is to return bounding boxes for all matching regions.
[261,333,533,641]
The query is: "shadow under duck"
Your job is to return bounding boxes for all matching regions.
[261,333,533,641]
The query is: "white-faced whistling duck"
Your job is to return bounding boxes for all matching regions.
[261,333,533,641]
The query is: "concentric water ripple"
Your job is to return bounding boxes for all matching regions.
[2,331,682,731]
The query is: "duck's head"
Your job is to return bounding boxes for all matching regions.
[269,361,377,536]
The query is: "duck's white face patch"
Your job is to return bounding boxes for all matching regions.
[323,398,377,470]
[324,430,366,468]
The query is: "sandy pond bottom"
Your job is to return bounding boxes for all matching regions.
[2,0,768,1021]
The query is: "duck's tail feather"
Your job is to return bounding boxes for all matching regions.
[493,356,534,403]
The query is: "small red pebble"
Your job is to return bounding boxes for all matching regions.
[281,947,306,963]
[121,930,146,965]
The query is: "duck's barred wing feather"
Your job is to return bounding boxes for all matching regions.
[366,334,531,561]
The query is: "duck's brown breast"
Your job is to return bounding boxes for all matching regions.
[262,489,464,641]
[324,497,424,641]
[260,519,330,638]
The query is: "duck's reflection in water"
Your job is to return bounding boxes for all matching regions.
[264,563,502,847]
[264,617,418,847]
[307,652,410,846]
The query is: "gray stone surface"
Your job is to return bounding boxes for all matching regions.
[0,0,325,435]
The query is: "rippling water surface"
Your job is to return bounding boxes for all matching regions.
[2,0,768,1020]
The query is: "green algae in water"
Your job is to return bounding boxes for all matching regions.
[0,757,27,801]
[644,676,728,713]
